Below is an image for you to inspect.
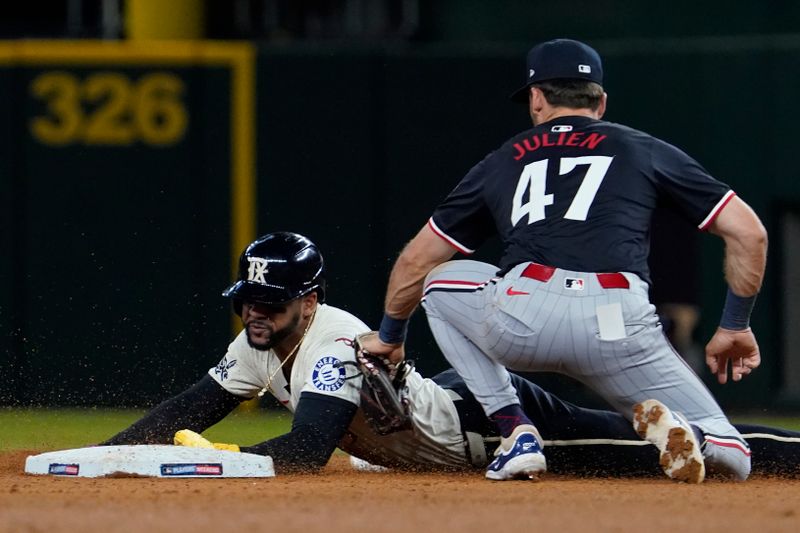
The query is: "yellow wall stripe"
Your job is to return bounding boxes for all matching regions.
[126,0,205,40]
[229,44,257,291]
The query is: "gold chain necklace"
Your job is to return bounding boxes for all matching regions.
[257,307,317,398]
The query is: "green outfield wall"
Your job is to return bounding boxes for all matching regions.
[1,38,797,408]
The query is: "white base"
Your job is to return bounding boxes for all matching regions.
[349,455,389,472]
[25,445,275,478]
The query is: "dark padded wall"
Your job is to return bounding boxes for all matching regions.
[255,41,798,408]
[0,65,233,406]
[2,35,797,407]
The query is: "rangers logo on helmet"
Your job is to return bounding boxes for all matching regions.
[247,257,269,284]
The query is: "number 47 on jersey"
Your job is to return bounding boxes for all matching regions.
[511,155,614,225]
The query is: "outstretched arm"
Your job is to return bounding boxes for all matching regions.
[101,374,243,445]
[705,196,768,384]
[384,223,458,319]
[241,392,358,472]
[171,393,357,473]
[361,223,457,363]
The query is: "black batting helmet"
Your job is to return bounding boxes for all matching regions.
[222,232,326,312]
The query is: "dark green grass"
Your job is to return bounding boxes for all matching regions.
[0,407,293,451]
[2,408,799,451]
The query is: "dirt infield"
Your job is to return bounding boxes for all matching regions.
[2,450,799,533]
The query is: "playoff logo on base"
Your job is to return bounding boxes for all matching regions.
[160,463,224,476]
[26,446,273,478]
[48,463,80,475]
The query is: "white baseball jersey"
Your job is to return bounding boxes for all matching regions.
[209,303,469,468]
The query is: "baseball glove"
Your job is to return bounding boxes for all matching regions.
[351,332,414,436]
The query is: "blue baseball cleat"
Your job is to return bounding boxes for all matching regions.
[485,424,547,481]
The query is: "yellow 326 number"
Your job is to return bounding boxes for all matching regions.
[29,71,188,146]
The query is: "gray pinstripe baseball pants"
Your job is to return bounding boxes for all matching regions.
[421,259,751,480]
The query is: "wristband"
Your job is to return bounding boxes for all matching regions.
[719,288,757,330]
[378,313,409,345]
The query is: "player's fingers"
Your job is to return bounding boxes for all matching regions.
[739,361,753,376]
[745,353,761,369]
[732,358,744,382]
[705,350,719,374]
[717,356,729,385]
[707,360,718,374]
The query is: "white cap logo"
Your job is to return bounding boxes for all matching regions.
[578,64,591,73]
[247,257,269,284]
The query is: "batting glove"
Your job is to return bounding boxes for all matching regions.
[174,429,240,452]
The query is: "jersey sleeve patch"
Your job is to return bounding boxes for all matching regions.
[311,356,347,392]
[213,356,237,381]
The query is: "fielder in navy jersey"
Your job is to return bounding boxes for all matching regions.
[360,38,768,483]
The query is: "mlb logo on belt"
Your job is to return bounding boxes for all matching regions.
[564,278,584,290]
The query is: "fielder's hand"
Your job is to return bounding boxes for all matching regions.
[355,331,406,368]
[174,429,240,452]
[705,327,761,384]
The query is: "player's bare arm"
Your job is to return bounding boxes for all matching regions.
[705,195,768,384]
[384,224,457,318]
[360,224,456,363]
[707,196,767,296]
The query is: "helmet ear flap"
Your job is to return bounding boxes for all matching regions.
[315,280,327,304]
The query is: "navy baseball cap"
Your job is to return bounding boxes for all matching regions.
[510,38,604,102]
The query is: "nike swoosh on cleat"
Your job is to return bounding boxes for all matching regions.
[506,287,530,296]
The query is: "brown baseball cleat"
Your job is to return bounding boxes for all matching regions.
[633,399,706,484]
